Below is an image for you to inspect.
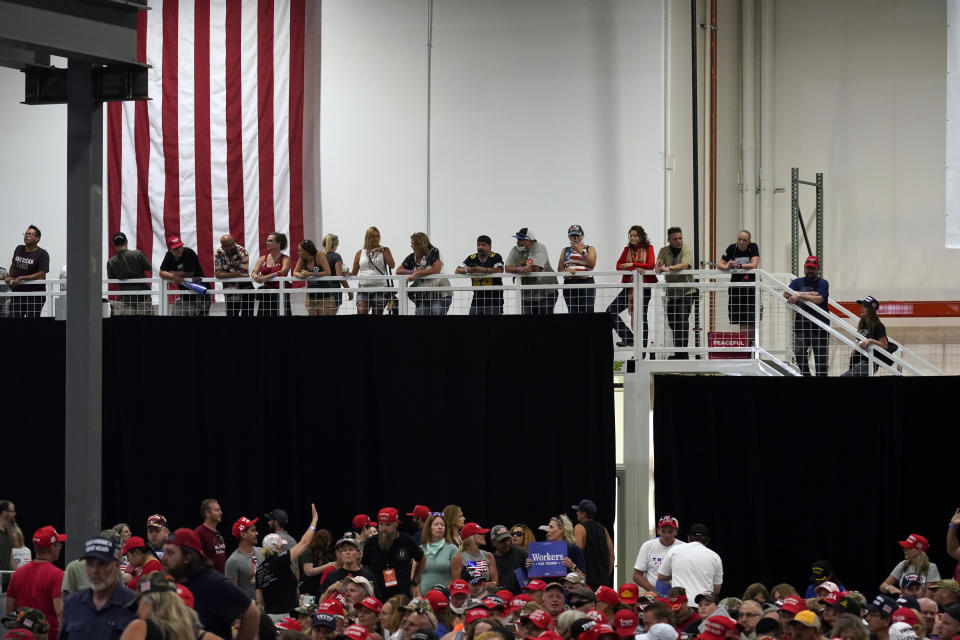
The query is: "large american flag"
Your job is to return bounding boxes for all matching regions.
[106,0,306,276]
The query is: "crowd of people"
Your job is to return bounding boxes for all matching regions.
[3,223,895,374]
[3,499,960,640]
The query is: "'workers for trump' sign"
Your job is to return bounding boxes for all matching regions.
[527,541,568,577]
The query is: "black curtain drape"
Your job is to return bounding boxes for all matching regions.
[653,374,960,598]
[7,315,615,561]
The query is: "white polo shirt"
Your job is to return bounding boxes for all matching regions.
[658,541,723,597]
[634,537,686,586]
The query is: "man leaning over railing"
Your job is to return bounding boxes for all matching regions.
[783,256,830,377]
[106,232,153,316]
[214,235,254,317]
[654,227,695,360]
[504,227,557,315]
[455,235,505,316]
[159,236,211,317]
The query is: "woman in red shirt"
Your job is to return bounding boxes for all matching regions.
[252,231,292,316]
[606,225,656,349]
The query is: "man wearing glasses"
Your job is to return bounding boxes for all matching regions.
[4,226,49,317]
[489,525,528,594]
[0,501,16,588]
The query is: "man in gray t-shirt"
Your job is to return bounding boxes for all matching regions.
[504,227,557,315]
[226,516,263,600]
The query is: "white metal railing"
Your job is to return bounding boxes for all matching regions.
[0,271,943,376]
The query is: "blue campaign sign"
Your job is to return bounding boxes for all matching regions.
[527,541,568,578]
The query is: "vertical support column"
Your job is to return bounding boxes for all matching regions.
[65,61,103,559]
[741,0,757,234]
[759,0,774,269]
[620,371,653,586]
[815,172,824,270]
[791,168,799,275]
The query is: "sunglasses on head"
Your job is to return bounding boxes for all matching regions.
[430,512,443,517]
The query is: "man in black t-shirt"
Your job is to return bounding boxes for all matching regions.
[162,527,260,640]
[361,507,425,602]
[717,230,760,328]
[5,225,50,317]
[489,525,527,594]
[455,235,505,315]
[159,235,211,316]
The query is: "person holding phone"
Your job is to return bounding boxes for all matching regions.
[557,224,597,313]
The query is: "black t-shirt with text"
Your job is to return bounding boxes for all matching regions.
[10,245,50,292]
[721,243,759,282]
[255,552,298,614]
[361,533,424,601]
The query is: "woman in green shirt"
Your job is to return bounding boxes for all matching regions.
[419,514,458,592]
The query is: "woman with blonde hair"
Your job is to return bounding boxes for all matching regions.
[11,527,31,568]
[352,227,395,315]
[450,523,499,584]
[381,594,410,637]
[397,232,452,316]
[119,572,222,639]
[509,524,535,551]
[442,505,465,546]
[880,534,939,595]
[322,233,353,309]
[529,515,585,581]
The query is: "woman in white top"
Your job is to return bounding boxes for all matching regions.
[352,227,396,316]
[11,527,31,568]
[880,533,940,595]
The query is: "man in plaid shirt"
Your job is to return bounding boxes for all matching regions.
[214,235,254,316]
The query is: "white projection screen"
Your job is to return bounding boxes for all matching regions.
[319,0,666,273]
[948,0,960,247]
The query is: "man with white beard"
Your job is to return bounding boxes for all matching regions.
[362,507,426,602]
[58,536,136,639]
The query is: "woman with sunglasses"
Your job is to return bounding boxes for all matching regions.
[419,513,458,592]
[526,515,586,582]
[509,525,535,551]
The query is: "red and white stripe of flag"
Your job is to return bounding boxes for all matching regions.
[106,0,305,279]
